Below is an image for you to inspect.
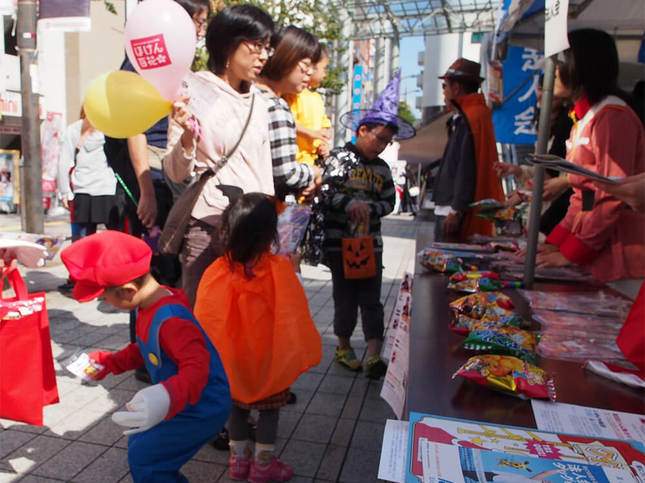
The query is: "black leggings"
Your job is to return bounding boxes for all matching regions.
[228,405,280,445]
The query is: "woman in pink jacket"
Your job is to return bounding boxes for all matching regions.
[537,29,645,289]
[165,5,275,306]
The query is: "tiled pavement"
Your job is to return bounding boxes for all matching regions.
[0,213,432,482]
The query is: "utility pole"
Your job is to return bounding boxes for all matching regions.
[17,0,44,234]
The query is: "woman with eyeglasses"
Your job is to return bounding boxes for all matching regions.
[536,28,645,295]
[256,26,323,201]
[164,4,275,306]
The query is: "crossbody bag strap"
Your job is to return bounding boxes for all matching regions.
[204,93,256,180]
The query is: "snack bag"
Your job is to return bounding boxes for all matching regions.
[449,292,516,319]
[420,250,464,273]
[463,323,539,364]
[450,313,529,336]
[452,354,555,400]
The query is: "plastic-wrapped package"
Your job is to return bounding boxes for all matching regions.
[420,250,467,273]
[537,332,626,362]
[452,354,555,400]
[463,323,539,364]
[276,203,312,255]
[450,313,529,336]
[518,290,632,319]
[449,292,516,319]
[447,270,522,292]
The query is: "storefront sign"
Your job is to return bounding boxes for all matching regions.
[1,90,47,119]
[38,0,91,32]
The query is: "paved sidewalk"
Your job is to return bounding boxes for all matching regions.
[0,213,431,482]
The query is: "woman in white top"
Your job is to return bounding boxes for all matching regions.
[164,4,275,306]
[57,107,117,241]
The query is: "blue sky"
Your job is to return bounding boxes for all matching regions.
[399,35,425,119]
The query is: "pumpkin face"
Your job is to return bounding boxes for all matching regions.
[342,236,376,279]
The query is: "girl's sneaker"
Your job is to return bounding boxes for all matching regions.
[228,456,251,480]
[248,457,293,483]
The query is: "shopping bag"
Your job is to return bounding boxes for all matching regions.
[0,266,59,425]
[341,235,376,279]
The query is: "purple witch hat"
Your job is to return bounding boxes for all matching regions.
[340,69,416,140]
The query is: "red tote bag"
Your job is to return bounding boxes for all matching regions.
[0,267,59,426]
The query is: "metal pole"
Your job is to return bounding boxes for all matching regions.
[17,0,44,234]
[523,56,555,287]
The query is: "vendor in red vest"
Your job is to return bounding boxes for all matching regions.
[432,58,504,239]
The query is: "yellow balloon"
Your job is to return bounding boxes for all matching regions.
[84,70,172,138]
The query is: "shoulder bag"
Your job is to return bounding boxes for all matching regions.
[158,94,255,255]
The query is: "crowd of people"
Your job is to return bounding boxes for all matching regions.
[1,1,643,480]
[41,2,411,481]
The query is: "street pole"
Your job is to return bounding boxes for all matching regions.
[17,0,44,234]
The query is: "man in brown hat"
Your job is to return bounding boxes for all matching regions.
[432,58,504,239]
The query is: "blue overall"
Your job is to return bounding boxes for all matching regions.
[128,304,231,483]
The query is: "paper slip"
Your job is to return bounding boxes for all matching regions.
[532,400,645,442]
[65,352,104,383]
[181,72,220,123]
[378,419,409,483]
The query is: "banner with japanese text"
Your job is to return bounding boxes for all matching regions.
[492,45,543,145]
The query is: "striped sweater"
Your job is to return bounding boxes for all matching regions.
[321,143,395,252]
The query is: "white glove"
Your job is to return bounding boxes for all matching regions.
[112,383,170,435]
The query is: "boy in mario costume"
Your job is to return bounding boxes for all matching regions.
[60,230,231,483]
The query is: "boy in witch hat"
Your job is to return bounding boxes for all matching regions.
[317,70,415,378]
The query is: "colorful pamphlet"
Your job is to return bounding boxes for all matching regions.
[406,412,645,483]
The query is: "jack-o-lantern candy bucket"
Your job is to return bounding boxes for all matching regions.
[341,235,377,279]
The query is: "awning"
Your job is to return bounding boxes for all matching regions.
[397,112,451,166]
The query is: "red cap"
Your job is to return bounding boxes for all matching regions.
[60,231,152,302]
[438,58,484,83]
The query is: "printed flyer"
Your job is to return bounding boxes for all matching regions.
[406,413,645,482]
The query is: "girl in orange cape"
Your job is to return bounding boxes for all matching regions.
[194,192,321,483]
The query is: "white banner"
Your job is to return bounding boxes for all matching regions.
[545,0,570,57]
[38,0,91,32]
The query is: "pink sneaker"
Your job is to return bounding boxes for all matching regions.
[248,457,294,483]
[228,455,251,480]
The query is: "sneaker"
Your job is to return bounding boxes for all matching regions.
[248,457,294,483]
[229,456,251,480]
[364,354,387,379]
[334,347,362,371]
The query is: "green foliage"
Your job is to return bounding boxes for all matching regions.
[398,100,416,127]
[103,1,117,14]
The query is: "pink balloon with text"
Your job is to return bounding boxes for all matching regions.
[125,0,195,101]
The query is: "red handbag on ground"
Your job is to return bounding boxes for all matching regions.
[0,266,59,425]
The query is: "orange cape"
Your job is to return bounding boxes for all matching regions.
[194,254,322,404]
[455,93,505,237]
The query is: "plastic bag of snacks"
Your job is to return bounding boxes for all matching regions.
[463,323,539,364]
[447,270,522,292]
[420,250,466,273]
[452,354,555,400]
[450,313,528,336]
[449,292,515,319]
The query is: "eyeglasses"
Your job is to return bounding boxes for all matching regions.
[245,40,275,57]
[298,59,314,74]
[369,130,393,146]
[192,17,208,32]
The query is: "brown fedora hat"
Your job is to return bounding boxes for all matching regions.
[438,58,484,83]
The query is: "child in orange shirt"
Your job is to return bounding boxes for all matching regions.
[194,193,321,482]
[286,45,332,165]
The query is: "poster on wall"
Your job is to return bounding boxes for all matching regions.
[491,45,544,145]
[38,0,91,32]
[0,149,20,212]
